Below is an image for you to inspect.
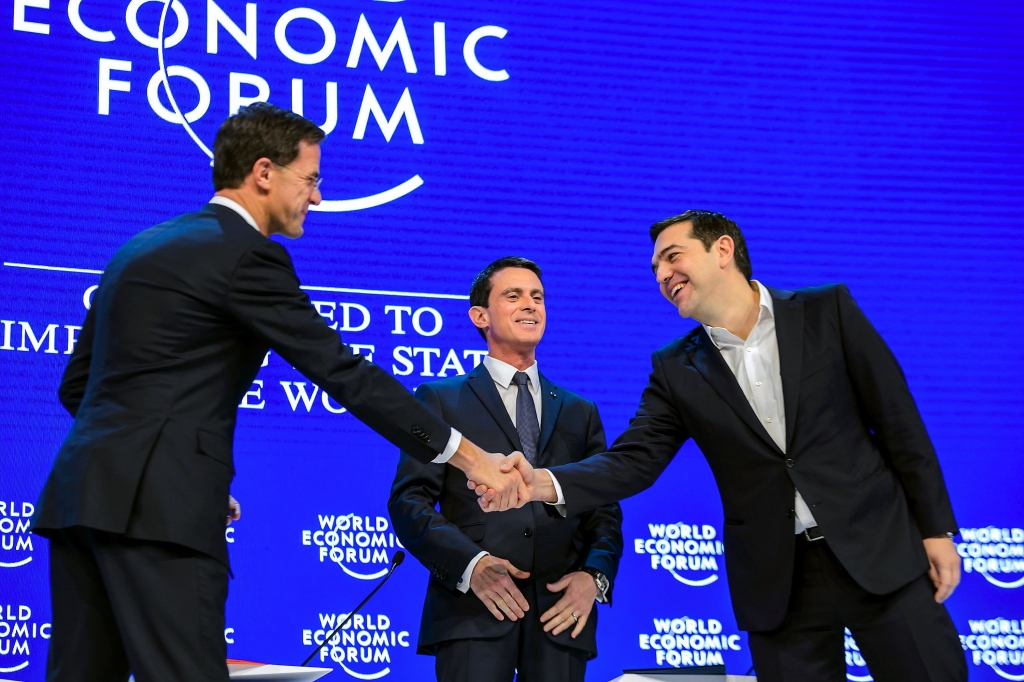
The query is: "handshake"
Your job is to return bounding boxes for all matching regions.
[448,439,558,512]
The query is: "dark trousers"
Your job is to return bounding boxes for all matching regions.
[45,526,229,682]
[748,536,967,682]
[433,586,589,682]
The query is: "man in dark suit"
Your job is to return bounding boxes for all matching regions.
[389,257,623,682]
[479,211,967,681]
[31,103,519,682]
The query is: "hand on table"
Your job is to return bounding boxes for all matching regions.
[227,495,241,526]
[470,555,531,622]
[924,536,960,603]
[541,571,596,638]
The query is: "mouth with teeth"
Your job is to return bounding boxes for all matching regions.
[516,319,538,325]
[670,279,690,301]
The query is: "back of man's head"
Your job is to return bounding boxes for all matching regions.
[212,103,325,190]
[650,209,753,281]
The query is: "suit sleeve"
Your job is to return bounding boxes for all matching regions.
[388,384,486,593]
[835,284,957,537]
[547,351,689,518]
[58,304,97,417]
[577,403,624,601]
[226,240,452,464]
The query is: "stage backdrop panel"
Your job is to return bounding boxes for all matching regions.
[2,0,1023,680]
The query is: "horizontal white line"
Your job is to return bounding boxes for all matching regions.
[301,285,468,300]
[4,261,104,275]
[3,261,469,301]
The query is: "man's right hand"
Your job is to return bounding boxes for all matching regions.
[467,452,558,512]
[470,555,531,621]
[448,438,523,510]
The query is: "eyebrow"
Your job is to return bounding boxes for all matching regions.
[651,243,685,272]
[499,287,544,297]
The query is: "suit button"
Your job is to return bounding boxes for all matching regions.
[412,426,430,442]
[785,458,795,468]
[786,509,795,519]
[524,528,533,538]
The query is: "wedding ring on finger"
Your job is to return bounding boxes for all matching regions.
[571,613,579,623]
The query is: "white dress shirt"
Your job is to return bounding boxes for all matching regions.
[546,281,818,535]
[208,195,463,462]
[457,356,542,593]
[703,281,818,534]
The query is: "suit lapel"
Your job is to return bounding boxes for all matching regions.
[685,329,783,455]
[466,364,523,452]
[770,288,803,454]
[537,373,563,460]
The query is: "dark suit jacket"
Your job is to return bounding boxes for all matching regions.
[548,284,957,632]
[388,363,623,657]
[32,204,453,567]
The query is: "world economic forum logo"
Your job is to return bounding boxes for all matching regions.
[303,512,404,580]
[845,629,873,682]
[303,611,410,680]
[633,522,723,587]
[957,526,1024,589]
[637,616,743,669]
[0,603,51,680]
[0,502,35,569]
[76,0,510,212]
[961,618,1024,681]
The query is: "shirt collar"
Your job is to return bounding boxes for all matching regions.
[703,280,774,349]
[483,355,540,391]
[209,195,260,232]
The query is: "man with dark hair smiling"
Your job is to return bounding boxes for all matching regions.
[389,257,622,682]
[477,211,967,681]
[32,103,518,682]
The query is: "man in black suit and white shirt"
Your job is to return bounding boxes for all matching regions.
[31,103,519,682]
[389,257,623,682]
[477,211,967,681]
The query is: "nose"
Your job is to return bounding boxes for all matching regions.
[310,187,322,205]
[655,260,673,284]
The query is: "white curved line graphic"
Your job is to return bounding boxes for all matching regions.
[157,0,213,160]
[981,572,1024,589]
[339,664,390,680]
[847,674,873,681]
[991,664,1024,681]
[0,557,32,568]
[0,660,29,672]
[310,175,424,212]
[156,2,422,209]
[666,568,718,587]
[339,563,389,581]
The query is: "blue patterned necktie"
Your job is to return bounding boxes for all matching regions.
[511,371,540,465]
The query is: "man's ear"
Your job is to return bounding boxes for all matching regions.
[468,306,489,334]
[251,157,275,192]
[715,234,736,270]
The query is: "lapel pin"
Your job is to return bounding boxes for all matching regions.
[550,391,557,398]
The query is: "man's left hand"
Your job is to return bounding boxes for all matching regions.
[540,572,597,638]
[227,495,241,526]
[923,536,960,603]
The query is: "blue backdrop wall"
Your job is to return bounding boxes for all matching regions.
[2,0,1023,680]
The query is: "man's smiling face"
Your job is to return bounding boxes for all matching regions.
[651,220,724,320]
[477,267,546,353]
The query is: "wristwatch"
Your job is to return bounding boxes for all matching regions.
[582,567,610,603]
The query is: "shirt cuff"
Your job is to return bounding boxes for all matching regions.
[457,551,489,593]
[544,470,567,517]
[432,428,462,464]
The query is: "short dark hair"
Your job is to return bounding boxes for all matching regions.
[469,257,543,340]
[212,102,325,190]
[649,210,752,281]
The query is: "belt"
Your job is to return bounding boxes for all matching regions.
[800,526,825,542]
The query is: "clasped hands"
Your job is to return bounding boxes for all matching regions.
[449,440,551,511]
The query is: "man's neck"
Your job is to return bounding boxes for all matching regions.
[697,279,762,341]
[486,345,537,371]
[215,188,271,237]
